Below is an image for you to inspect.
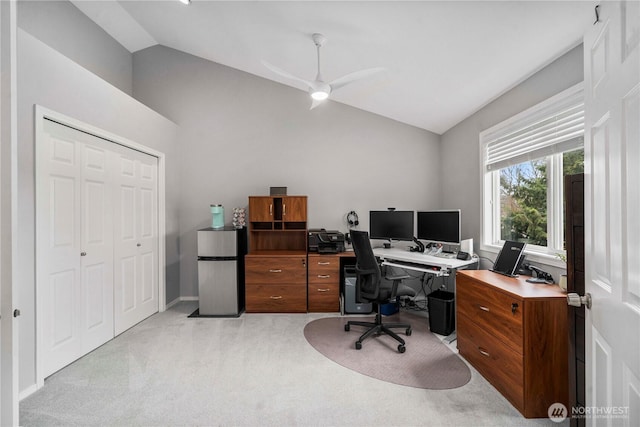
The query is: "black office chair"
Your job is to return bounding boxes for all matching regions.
[344,230,416,353]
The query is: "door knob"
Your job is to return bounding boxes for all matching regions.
[567,292,592,309]
[137,243,141,247]
[80,252,87,256]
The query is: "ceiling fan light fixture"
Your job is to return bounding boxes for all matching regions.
[310,89,329,101]
[178,0,191,5]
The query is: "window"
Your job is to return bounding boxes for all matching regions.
[481,84,584,259]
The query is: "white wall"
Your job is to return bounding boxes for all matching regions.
[132,45,441,298]
[17,0,133,95]
[16,30,179,394]
[440,44,584,278]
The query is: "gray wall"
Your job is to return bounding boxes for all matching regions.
[16,29,179,394]
[132,45,441,298]
[17,0,133,95]
[440,44,584,277]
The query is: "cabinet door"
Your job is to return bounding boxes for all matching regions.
[249,196,273,222]
[282,196,307,221]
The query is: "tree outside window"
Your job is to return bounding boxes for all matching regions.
[498,149,584,248]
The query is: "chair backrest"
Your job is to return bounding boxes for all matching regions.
[350,230,381,301]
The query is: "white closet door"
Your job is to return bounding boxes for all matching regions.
[38,120,114,377]
[79,135,114,353]
[113,146,158,335]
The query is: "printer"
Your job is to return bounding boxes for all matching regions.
[308,229,345,253]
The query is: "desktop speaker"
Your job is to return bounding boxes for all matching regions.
[460,238,473,256]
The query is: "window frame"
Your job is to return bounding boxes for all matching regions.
[479,83,584,267]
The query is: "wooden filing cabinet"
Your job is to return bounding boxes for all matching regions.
[245,252,307,313]
[307,254,341,312]
[456,270,568,418]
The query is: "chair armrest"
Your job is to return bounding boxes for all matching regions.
[385,274,410,281]
[385,274,410,298]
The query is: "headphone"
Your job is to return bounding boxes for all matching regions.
[347,211,359,227]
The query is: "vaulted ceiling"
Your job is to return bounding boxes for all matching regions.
[72,0,596,134]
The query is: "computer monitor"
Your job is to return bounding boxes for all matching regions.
[417,210,461,244]
[369,210,414,242]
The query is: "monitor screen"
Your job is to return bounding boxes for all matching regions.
[417,210,461,244]
[369,211,414,241]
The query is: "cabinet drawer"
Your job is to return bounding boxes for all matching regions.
[245,284,307,313]
[245,256,307,284]
[457,274,523,353]
[308,284,340,312]
[308,268,340,284]
[457,314,524,411]
[308,256,340,273]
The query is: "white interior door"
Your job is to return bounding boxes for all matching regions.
[0,0,18,423]
[584,1,640,425]
[113,145,158,335]
[38,119,114,377]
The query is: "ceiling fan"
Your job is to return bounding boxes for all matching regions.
[262,33,385,109]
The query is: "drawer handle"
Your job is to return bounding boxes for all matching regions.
[317,288,330,292]
[269,295,283,300]
[317,261,331,265]
[269,269,282,273]
[317,274,331,279]
[478,305,490,312]
[511,302,519,314]
[478,347,491,357]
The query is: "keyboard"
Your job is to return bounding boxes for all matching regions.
[384,259,442,272]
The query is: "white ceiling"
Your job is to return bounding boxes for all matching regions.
[71,0,596,134]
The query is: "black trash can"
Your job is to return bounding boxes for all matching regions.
[427,290,455,335]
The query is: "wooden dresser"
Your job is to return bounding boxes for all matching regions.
[456,270,568,418]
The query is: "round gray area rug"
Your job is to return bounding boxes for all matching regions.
[303,311,471,389]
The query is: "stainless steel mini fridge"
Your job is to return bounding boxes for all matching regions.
[197,227,246,316]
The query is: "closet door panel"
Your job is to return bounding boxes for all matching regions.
[79,140,114,353]
[39,121,84,377]
[113,148,158,335]
[137,156,158,317]
[114,156,140,334]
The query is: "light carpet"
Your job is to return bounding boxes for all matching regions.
[303,311,471,389]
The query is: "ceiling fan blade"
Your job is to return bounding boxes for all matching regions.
[262,60,315,89]
[329,67,386,91]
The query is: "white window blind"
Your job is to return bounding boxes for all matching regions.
[484,88,584,171]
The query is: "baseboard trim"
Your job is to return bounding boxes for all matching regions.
[19,383,40,401]
[166,296,198,309]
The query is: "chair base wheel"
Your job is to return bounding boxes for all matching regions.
[398,344,406,353]
[355,341,362,350]
[344,324,350,332]
[406,328,412,336]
